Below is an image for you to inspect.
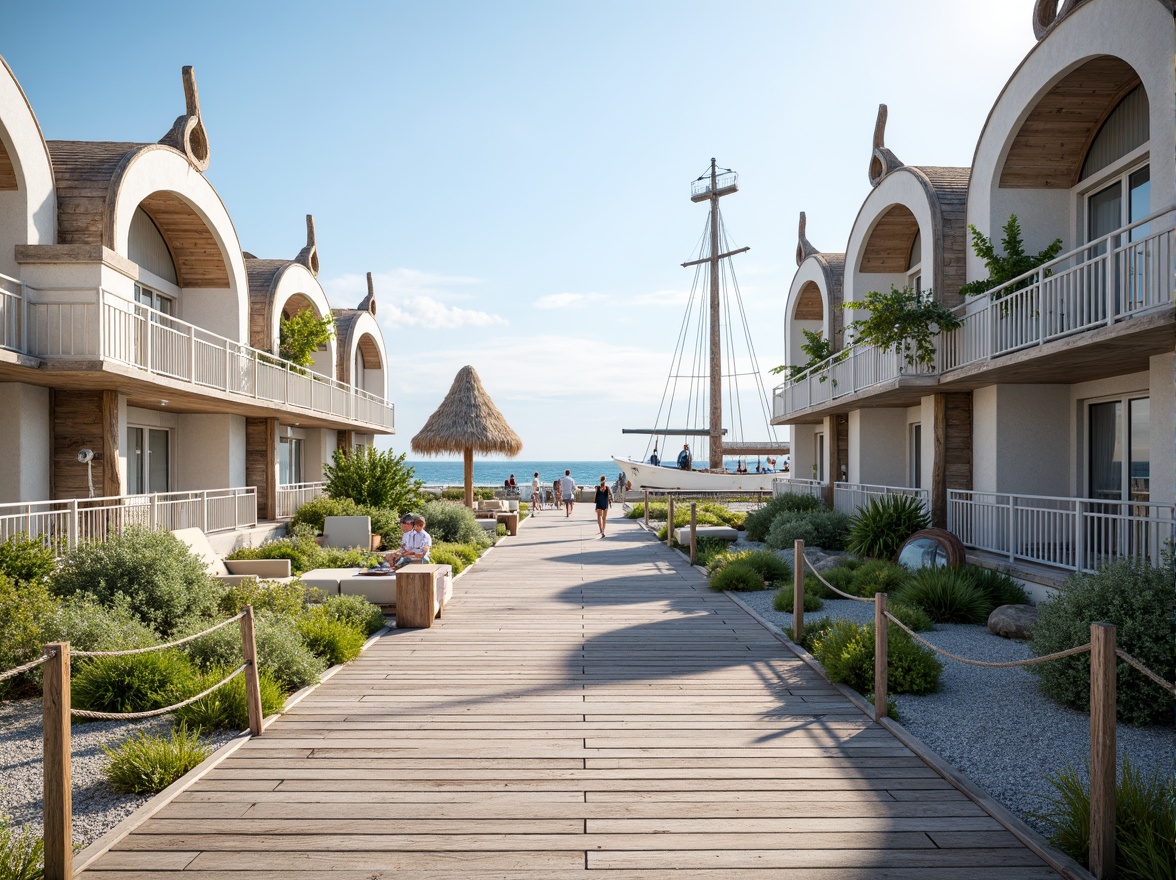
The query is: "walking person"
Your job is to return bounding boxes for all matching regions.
[560,470,576,517]
[531,471,543,512]
[594,475,614,537]
[553,476,562,509]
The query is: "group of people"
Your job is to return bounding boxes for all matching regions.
[382,513,431,568]
[648,444,787,474]
[507,469,618,537]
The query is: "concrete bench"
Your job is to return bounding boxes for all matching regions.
[673,525,740,544]
[172,527,293,585]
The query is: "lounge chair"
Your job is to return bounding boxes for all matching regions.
[172,527,293,585]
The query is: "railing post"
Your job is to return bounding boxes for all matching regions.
[689,503,697,565]
[874,593,888,723]
[793,539,805,643]
[1089,622,1116,880]
[1105,233,1117,325]
[149,493,159,531]
[252,349,259,398]
[201,490,209,533]
[643,490,649,528]
[1007,495,1016,562]
[666,496,675,548]
[187,324,196,381]
[1075,498,1086,573]
[68,499,78,551]
[224,341,232,391]
[43,642,72,880]
[240,606,264,737]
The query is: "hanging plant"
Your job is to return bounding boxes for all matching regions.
[279,308,335,367]
[841,286,961,369]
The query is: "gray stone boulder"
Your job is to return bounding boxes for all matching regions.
[988,604,1038,640]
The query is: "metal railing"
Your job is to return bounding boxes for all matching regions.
[20,286,394,430]
[833,482,929,516]
[772,477,826,501]
[275,481,325,518]
[0,271,22,352]
[948,489,1174,573]
[773,209,1175,420]
[0,487,257,552]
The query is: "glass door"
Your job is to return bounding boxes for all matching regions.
[127,427,170,495]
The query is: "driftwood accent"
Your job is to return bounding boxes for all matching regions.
[50,390,121,500]
[795,211,818,267]
[157,66,210,173]
[294,215,319,277]
[867,104,904,187]
[245,417,278,520]
[931,392,973,527]
[357,271,377,316]
[999,57,1141,189]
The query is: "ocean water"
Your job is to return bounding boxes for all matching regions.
[406,460,617,488]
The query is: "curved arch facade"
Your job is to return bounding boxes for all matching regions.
[784,257,841,367]
[968,0,1175,277]
[336,311,387,398]
[269,264,337,379]
[107,146,247,342]
[0,56,55,276]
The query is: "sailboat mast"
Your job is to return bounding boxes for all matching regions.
[706,158,723,471]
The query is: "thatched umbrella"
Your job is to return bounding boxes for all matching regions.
[411,366,523,507]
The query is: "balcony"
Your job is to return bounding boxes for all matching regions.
[0,282,393,431]
[275,481,325,519]
[773,209,1174,423]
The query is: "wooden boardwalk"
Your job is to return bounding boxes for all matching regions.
[80,506,1064,878]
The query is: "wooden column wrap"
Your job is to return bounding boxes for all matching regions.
[337,430,354,456]
[51,390,121,500]
[932,392,973,529]
[246,417,279,520]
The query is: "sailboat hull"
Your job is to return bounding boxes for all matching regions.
[614,458,781,493]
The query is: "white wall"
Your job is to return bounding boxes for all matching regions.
[0,383,49,501]
[1148,352,1175,510]
[175,412,246,490]
[848,408,907,486]
[971,385,1070,495]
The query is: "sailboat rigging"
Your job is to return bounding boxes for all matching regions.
[614,159,789,492]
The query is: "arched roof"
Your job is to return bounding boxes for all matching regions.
[333,308,387,386]
[0,54,56,258]
[786,212,846,352]
[245,258,333,355]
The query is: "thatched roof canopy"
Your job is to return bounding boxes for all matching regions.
[411,366,522,456]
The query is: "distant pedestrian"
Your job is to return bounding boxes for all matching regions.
[594,475,614,537]
[677,444,692,470]
[560,470,576,517]
[649,446,660,466]
[531,471,543,511]
[553,477,562,508]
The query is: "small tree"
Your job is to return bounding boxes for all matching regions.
[770,329,845,382]
[279,308,335,367]
[323,446,423,511]
[841,286,961,368]
[959,214,1063,299]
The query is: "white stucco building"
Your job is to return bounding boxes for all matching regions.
[773,0,1175,579]
[0,60,393,535]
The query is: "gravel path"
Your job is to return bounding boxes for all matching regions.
[0,700,237,848]
[730,543,1176,836]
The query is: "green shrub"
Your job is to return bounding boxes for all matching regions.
[440,487,494,501]
[40,593,159,653]
[887,601,934,632]
[773,585,823,613]
[810,619,941,695]
[1033,758,1174,879]
[180,614,326,693]
[296,607,366,666]
[427,546,463,573]
[0,534,58,586]
[743,493,822,542]
[970,566,1030,608]
[72,650,199,715]
[895,566,990,624]
[1031,557,1175,726]
[694,537,730,568]
[322,446,424,511]
[227,535,322,575]
[289,495,364,534]
[810,565,855,598]
[431,541,480,571]
[321,594,386,636]
[175,667,285,731]
[708,561,766,592]
[419,500,492,547]
[217,579,308,618]
[655,508,728,543]
[764,509,851,552]
[792,615,835,651]
[849,560,911,597]
[318,546,382,569]
[0,815,43,880]
[103,722,210,794]
[845,495,930,560]
[53,528,220,635]
[0,573,56,697]
[705,549,790,586]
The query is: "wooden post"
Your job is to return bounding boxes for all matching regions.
[643,490,649,527]
[793,539,805,643]
[462,448,474,509]
[666,497,675,548]
[43,642,72,880]
[1089,622,1116,880]
[874,593,888,723]
[689,503,697,565]
[240,607,264,736]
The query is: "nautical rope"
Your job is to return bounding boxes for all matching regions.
[801,554,875,604]
[1116,649,1176,696]
[0,651,55,682]
[884,611,1092,668]
[73,611,247,657]
[70,664,247,720]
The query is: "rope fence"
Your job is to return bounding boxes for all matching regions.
[0,605,264,880]
[781,537,1173,880]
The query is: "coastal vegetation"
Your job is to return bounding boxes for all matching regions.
[277,306,334,367]
[959,214,1063,300]
[841,284,962,369]
[321,445,424,512]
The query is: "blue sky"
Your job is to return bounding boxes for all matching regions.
[4,1,1036,459]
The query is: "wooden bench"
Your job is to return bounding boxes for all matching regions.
[394,563,454,628]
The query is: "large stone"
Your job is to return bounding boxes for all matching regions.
[988,604,1038,640]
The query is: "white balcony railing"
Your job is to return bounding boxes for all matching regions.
[0,487,257,553]
[773,209,1175,420]
[948,489,1174,573]
[834,482,930,517]
[275,481,325,519]
[772,477,826,501]
[19,287,393,431]
[0,272,23,353]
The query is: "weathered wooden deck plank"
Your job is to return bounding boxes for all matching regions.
[77,508,1062,878]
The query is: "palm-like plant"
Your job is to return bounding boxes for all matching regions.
[845,494,930,560]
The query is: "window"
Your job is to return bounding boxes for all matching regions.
[127,427,169,495]
[279,437,303,485]
[814,432,826,482]
[135,284,175,324]
[909,423,922,489]
[1087,396,1148,503]
[906,229,923,300]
